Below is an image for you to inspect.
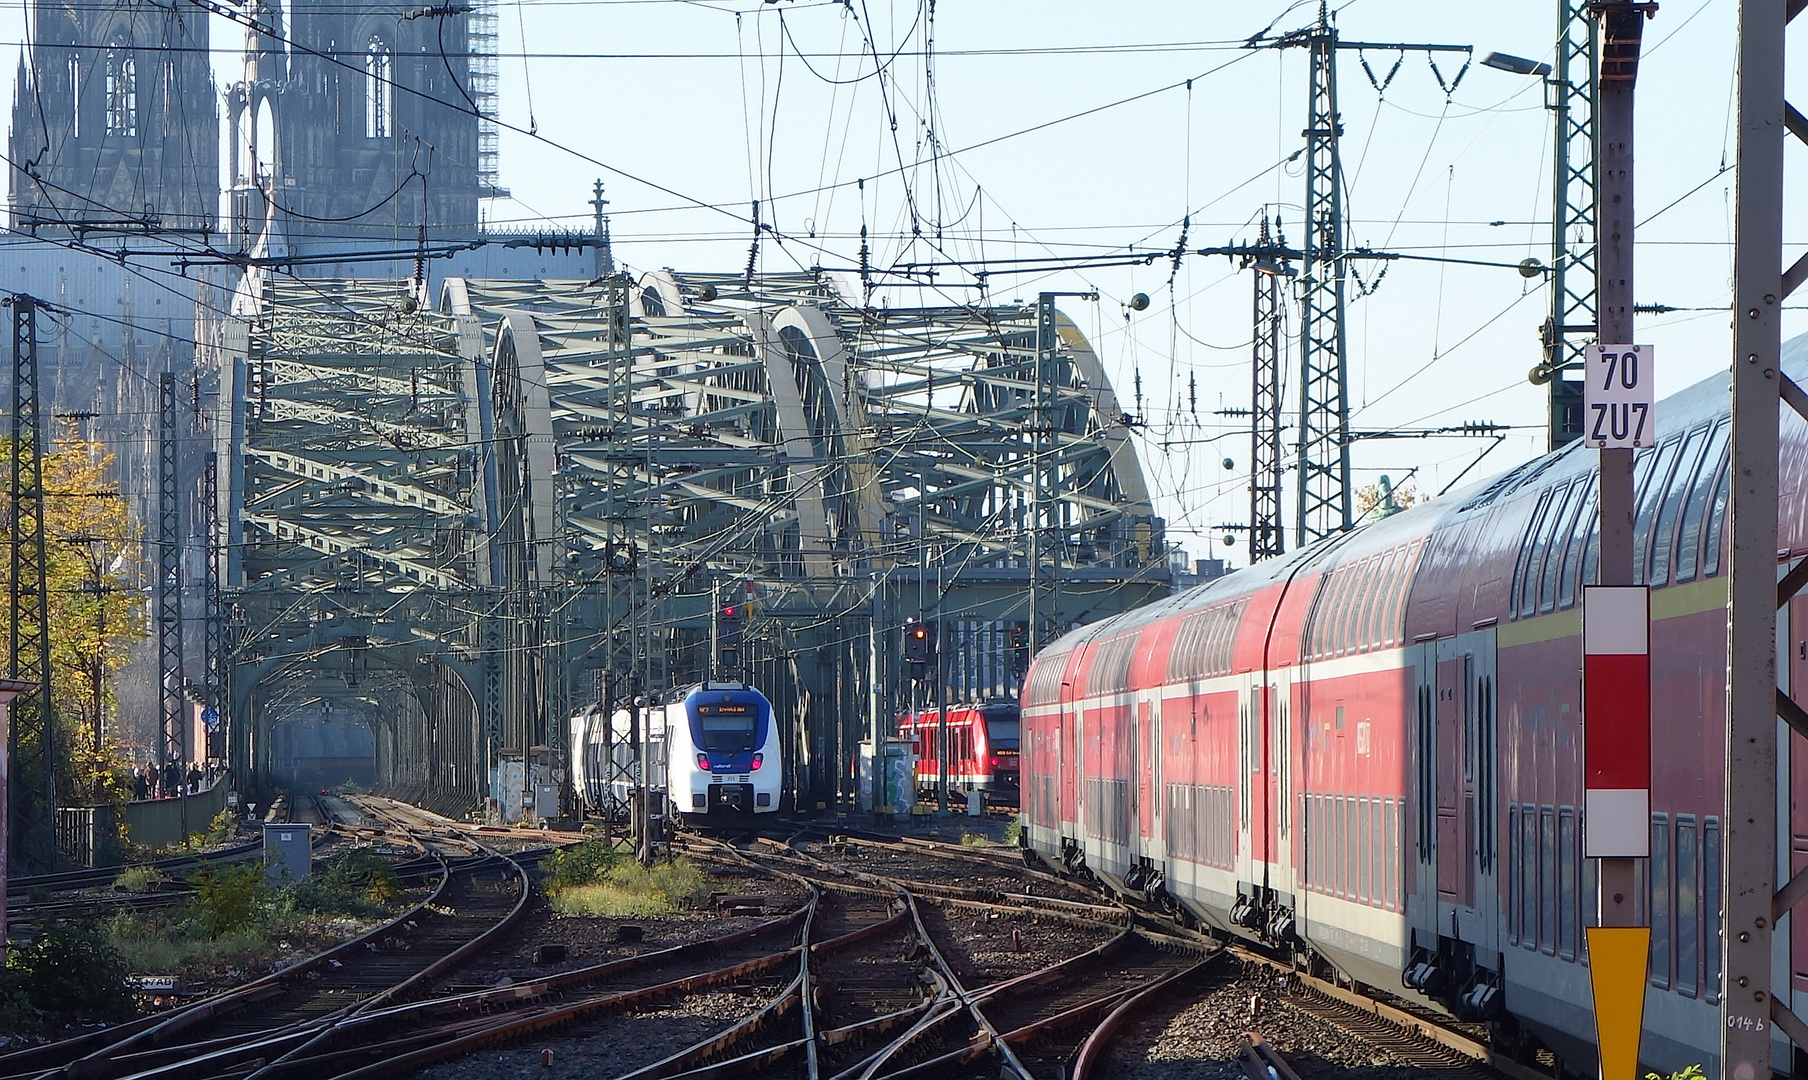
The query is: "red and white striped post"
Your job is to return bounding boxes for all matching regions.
[1582,585,1651,859]
[1582,583,1651,1080]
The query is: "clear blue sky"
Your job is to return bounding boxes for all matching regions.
[7,0,1783,565]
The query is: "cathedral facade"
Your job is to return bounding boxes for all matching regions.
[8,1,218,236]
[228,0,486,262]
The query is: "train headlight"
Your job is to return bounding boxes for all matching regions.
[696,753,709,770]
[751,752,764,771]
[990,756,1000,768]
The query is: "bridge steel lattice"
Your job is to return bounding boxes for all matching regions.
[212,271,1171,815]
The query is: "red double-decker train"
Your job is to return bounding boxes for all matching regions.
[1020,352,1808,1077]
[896,703,1020,803]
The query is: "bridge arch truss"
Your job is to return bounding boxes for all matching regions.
[213,272,1170,812]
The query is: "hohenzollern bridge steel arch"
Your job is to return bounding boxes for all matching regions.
[208,271,1171,816]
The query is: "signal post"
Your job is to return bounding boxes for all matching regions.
[1582,4,1656,1080]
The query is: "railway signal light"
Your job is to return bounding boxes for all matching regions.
[719,601,742,668]
[903,618,935,664]
[1010,621,1030,673]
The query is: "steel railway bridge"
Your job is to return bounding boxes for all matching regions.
[208,271,1171,816]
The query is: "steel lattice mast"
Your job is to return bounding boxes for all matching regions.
[1295,13,1353,546]
[157,372,185,772]
[202,451,225,762]
[8,295,52,871]
[1256,7,1470,546]
[1247,215,1289,562]
[1536,0,1598,450]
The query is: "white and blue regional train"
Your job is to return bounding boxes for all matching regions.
[570,682,781,827]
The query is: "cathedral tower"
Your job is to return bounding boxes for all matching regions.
[8,1,217,236]
[229,2,484,262]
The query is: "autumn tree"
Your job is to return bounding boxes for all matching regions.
[1356,474,1423,522]
[0,427,147,806]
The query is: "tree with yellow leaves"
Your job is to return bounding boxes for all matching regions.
[1356,474,1423,522]
[0,426,147,807]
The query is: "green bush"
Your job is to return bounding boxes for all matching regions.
[544,837,626,891]
[1003,816,1023,846]
[116,865,167,894]
[11,919,133,1022]
[193,863,269,936]
[278,847,403,918]
[206,809,239,845]
[547,856,715,917]
[0,969,41,1036]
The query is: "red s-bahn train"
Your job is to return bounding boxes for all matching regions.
[1022,350,1808,1077]
[896,703,1021,802]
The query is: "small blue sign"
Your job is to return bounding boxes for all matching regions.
[201,707,220,730]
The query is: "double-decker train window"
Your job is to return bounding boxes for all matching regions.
[1632,437,1685,584]
[1361,798,1376,905]
[1387,542,1420,644]
[1513,489,1556,619]
[1385,799,1400,910]
[1535,481,1580,615]
[1169,601,1247,682]
[1579,504,1601,597]
[1541,807,1557,955]
[1676,815,1698,997]
[1085,634,1137,696]
[1359,549,1397,650]
[1520,806,1538,949]
[1650,426,1712,588]
[1307,571,1335,659]
[1674,420,1729,584]
[1704,818,1722,1002]
[1304,797,1315,887]
[1558,808,1578,960]
[1507,806,1520,943]
[1702,448,1733,578]
[1325,566,1356,658]
[1334,560,1364,657]
[1650,814,1672,988]
[1558,479,1597,610]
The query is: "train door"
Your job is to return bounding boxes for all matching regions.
[1137,699,1156,853]
[1466,630,1500,953]
[1434,642,1471,908]
[1409,643,1438,949]
[1270,667,1295,896]
[1237,674,1263,888]
[1055,676,1070,828]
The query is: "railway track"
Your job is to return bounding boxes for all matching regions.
[1238,1031,1303,1080]
[3,791,350,940]
[1222,953,1525,1080]
[0,803,1550,1080]
[0,799,531,1080]
[463,828,1206,1080]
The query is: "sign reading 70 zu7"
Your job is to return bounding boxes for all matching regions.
[1584,344,1655,449]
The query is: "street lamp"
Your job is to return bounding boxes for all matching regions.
[1480,51,1552,78]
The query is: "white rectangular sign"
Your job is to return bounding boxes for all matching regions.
[1584,344,1655,449]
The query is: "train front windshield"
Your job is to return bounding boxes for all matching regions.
[699,711,758,752]
[984,716,1020,749]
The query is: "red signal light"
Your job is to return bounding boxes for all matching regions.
[751,752,764,771]
[696,753,709,770]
